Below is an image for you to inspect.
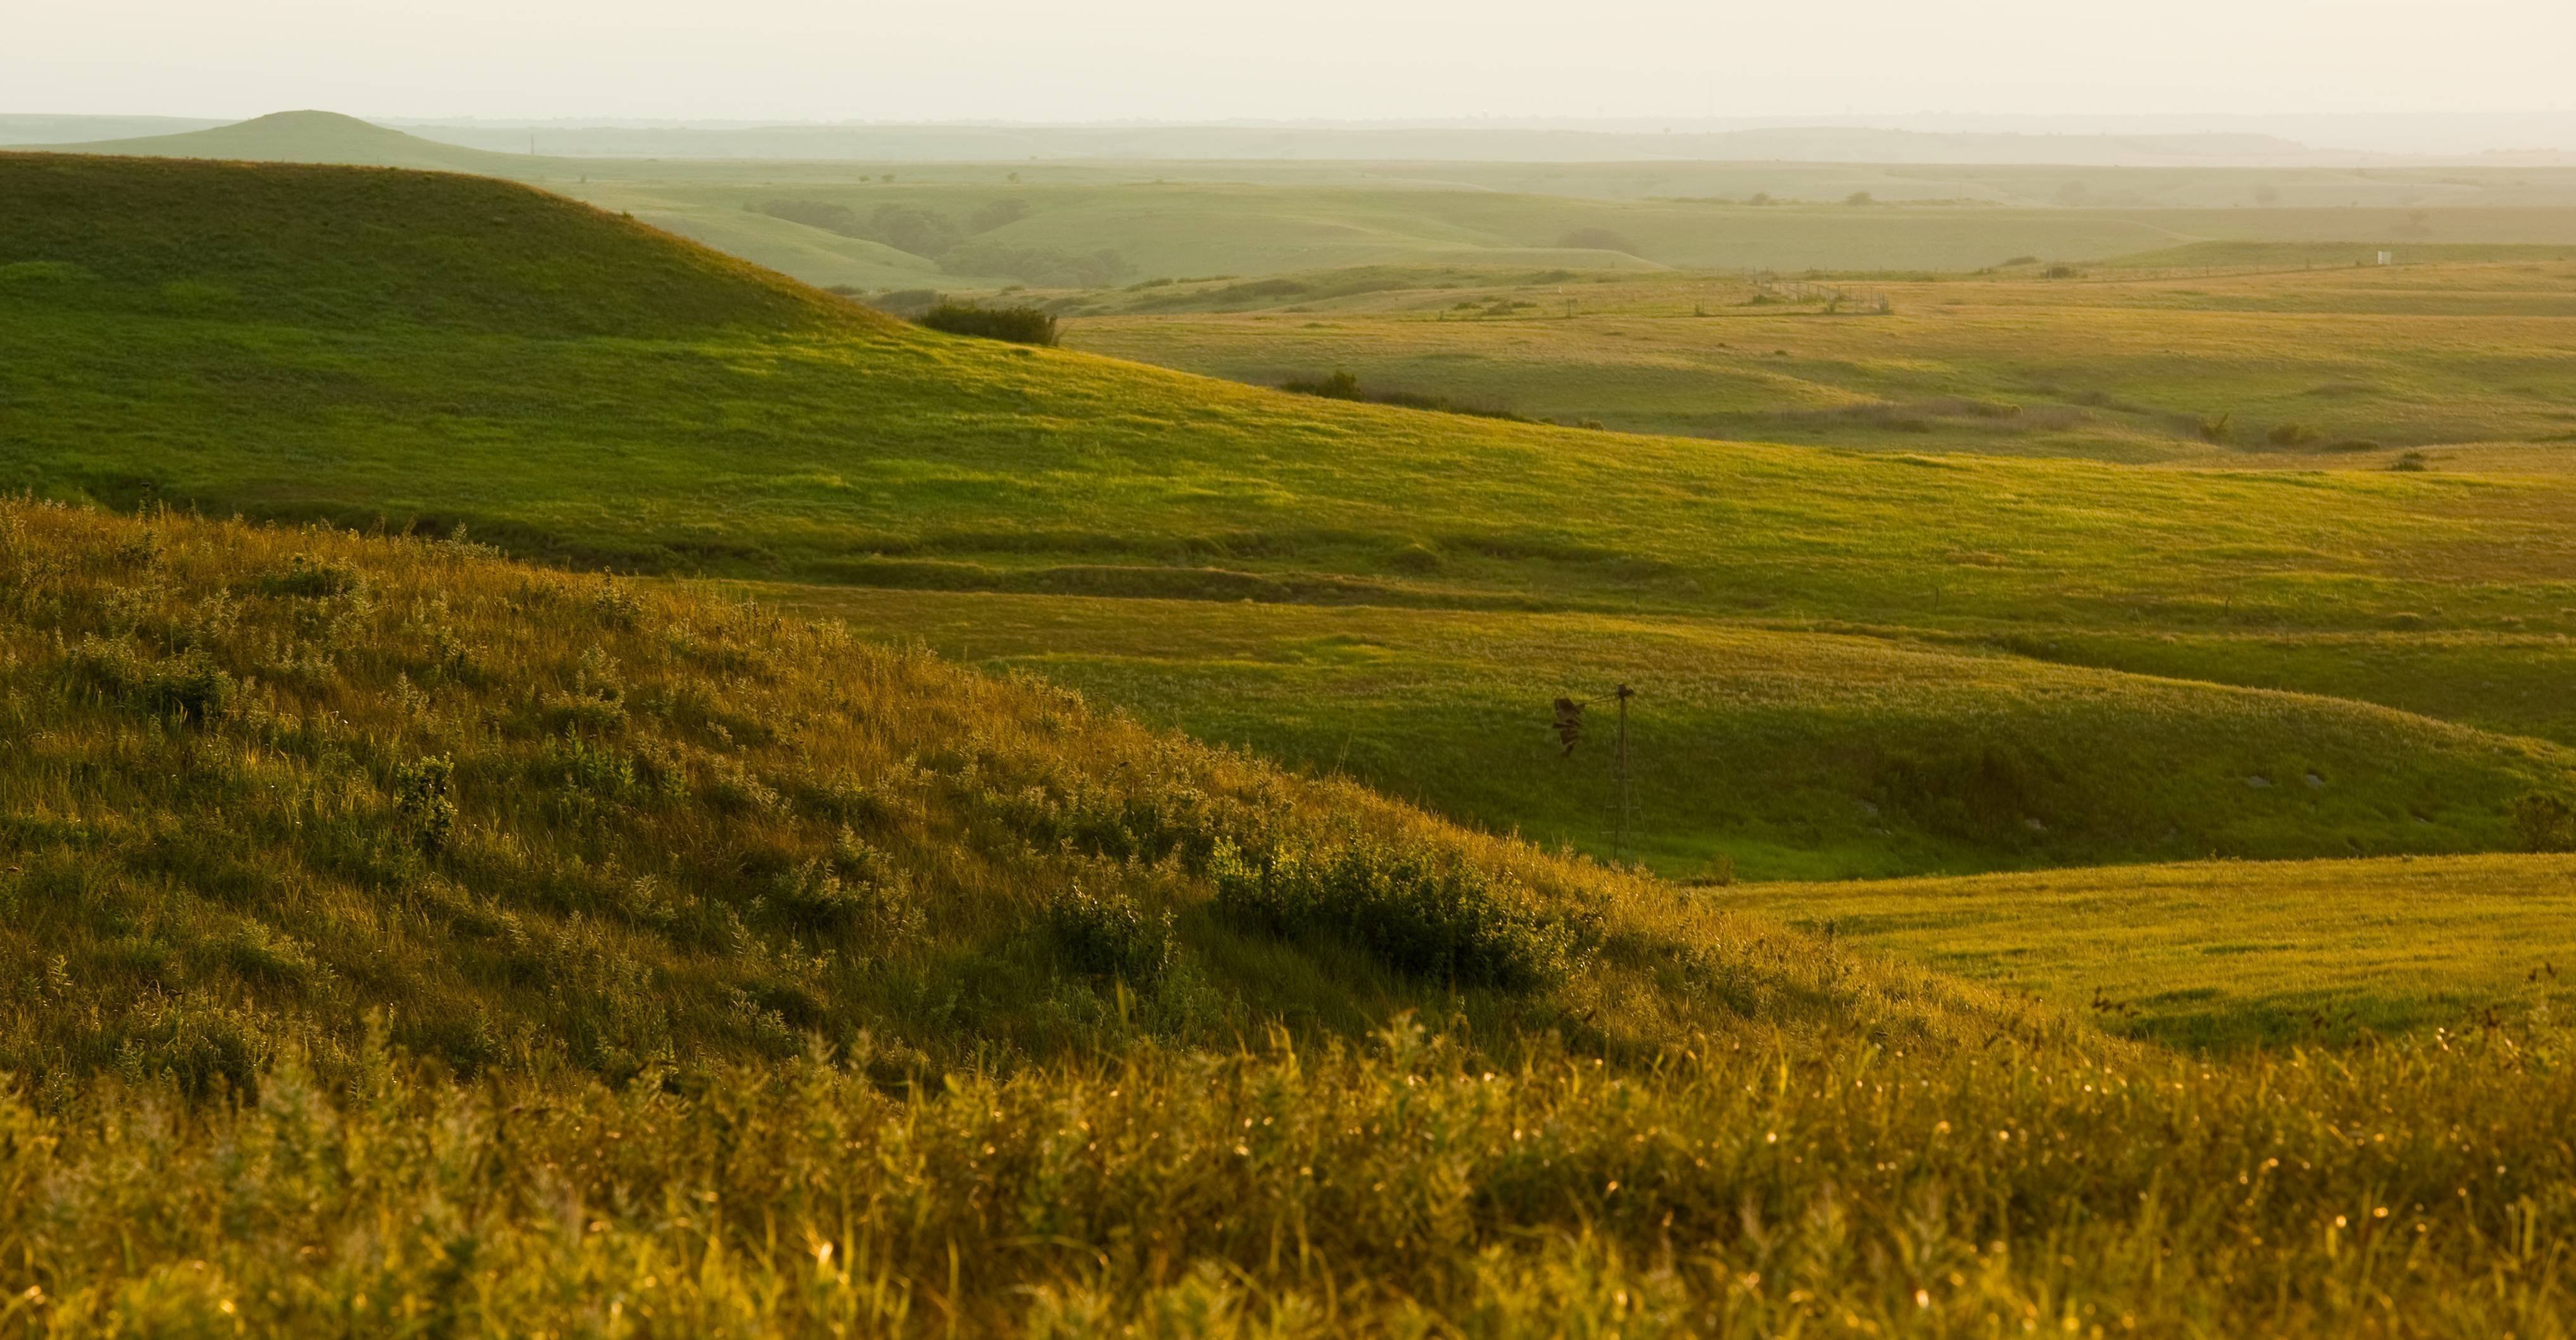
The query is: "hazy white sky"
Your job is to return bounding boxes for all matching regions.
[13,0,2575,123]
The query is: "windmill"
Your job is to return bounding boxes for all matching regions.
[1552,684,1638,864]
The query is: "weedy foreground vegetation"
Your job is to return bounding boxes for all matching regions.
[1,502,2573,1336]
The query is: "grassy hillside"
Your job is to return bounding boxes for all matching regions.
[2,503,2575,1333]
[13,152,2576,880]
[0,152,854,337]
[743,587,2572,880]
[29,109,547,175]
[2,498,1922,1084]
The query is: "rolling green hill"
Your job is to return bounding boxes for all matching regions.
[11,151,2576,882]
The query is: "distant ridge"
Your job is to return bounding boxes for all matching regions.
[27,110,542,175]
[387,120,2347,167]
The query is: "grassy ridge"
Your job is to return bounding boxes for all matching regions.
[0,499,2020,1089]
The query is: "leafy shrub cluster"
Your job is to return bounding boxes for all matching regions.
[1042,883,1176,986]
[1212,836,1591,989]
[916,302,1060,346]
[65,636,235,723]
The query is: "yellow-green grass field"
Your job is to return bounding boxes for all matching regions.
[1062,258,2576,461]
[14,152,2576,882]
[1738,854,2576,1049]
[738,585,2572,881]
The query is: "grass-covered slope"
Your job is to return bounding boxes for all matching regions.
[3,505,2575,1332]
[752,587,2574,879]
[28,110,540,176]
[0,499,2020,1091]
[0,152,860,337]
[13,153,2576,627]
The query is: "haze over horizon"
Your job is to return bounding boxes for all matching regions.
[14,0,2574,144]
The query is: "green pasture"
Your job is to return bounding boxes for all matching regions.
[1741,853,2576,1048]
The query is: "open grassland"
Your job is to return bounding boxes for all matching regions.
[1063,258,2576,462]
[1741,855,2576,1048]
[738,587,2570,881]
[13,153,2576,882]
[1,502,2574,1334]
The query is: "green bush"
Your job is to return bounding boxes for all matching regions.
[1211,837,1586,989]
[261,554,364,599]
[1043,884,1176,986]
[2511,792,2576,852]
[392,756,456,856]
[66,637,235,723]
[916,303,1060,346]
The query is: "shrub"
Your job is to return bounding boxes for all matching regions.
[392,756,457,856]
[66,637,235,723]
[769,836,923,943]
[2267,422,2323,447]
[1210,837,1586,990]
[261,555,364,599]
[2511,792,2576,853]
[1280,370,1362,401]
[1278,371,1531,422]
[1043,884,1176,986]
[915,303,1059,347]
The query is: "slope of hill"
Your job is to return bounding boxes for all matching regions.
[0,152,860,336]
[32,109,542,175]
[747,587,2575,880]
[11,152,2576,881]
[7,499,1943,1085]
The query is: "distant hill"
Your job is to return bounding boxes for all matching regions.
[0,113,227,146]
[393,119,2341,166]
[28,109,548,175]
[0,152,862,337]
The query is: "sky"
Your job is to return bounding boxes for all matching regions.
[13,0,2576,126]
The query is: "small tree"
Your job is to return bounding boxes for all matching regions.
[915,303,1059,347]
[2511,792,2576,853]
